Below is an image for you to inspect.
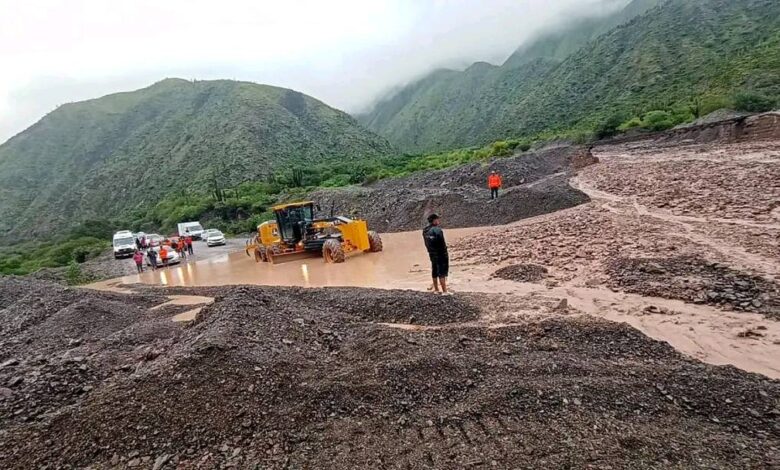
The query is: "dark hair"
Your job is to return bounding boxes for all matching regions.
[427,213,440,224]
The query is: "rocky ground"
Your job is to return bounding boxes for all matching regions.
[310,145,596,232]
[0,278,778,469]
[491,263,548,283]
[451,139,780,321]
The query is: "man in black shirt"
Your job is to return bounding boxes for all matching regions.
[422,213,450,294]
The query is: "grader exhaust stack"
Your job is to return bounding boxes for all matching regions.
[245,201,383,265]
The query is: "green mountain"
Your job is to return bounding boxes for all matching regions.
[0,79,394,240]
[360,0,780,152]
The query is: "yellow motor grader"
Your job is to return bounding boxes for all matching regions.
[245,201,383,264]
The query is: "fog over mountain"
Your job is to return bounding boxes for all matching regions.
[0,0,627,143]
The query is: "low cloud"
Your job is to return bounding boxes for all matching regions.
[0,0,626,143]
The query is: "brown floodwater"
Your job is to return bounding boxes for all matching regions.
[88,223,780,379]
[104,228,484,290]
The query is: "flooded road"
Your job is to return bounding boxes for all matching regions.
[98,228,485,290]
[87,215,780,379]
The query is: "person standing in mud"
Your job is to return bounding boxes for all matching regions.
[185,235,194,256]
[146,248,158,271]
[488,170,502,200]
[160,246,169,268]
[177,237,187,260]
[423,213,450,295]
[132,250,144,274]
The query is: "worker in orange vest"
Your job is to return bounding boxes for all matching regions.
[488,170,503,200]
[159,246,169,268]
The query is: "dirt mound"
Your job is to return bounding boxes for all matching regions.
[309,145,595,232]
[290,286,481,325]
[599,110,780,146]
[606,256,780,318]
[492,263,548,282]
[0,279,778,468]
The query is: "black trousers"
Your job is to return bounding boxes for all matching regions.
[491,188,499,199]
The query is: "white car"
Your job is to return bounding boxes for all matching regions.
[145,246,181,266]
[204,229,226,247]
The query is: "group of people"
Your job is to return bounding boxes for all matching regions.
[131,235,195,274]
[422,170,505,294]
[132,171,504,284]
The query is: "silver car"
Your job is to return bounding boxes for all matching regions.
[204,229,226,247]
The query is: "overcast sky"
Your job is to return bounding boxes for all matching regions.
[0,0,625,143]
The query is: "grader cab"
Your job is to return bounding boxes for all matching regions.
[245,201,383,264]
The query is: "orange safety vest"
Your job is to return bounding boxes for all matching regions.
[488,174,502,189]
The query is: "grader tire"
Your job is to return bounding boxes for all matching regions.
[367,231,383,252]
[323,239,346,263]
[254,246,268,263]
[266,245,282,263]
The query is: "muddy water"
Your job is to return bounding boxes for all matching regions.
[457,262,780,379]
[106,228,485,290]
[89,225,780,379]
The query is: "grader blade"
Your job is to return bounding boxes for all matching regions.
[268,250,321,265]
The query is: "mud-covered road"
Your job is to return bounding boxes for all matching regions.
[90,138,780,380]
[3,124,780,467]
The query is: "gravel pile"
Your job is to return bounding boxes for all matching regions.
[0,279,778,468]
[606,256,780,318]
[492,263,549,282]
[309,145,596,232]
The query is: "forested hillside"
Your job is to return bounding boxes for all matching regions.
[0,79,394,240]
[361,0,779,152]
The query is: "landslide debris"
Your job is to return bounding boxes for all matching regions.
[606,256,780,318]
[0,279,778,468]
[310,145,596,232]
[492,263,548,282]
[584,148,780,223]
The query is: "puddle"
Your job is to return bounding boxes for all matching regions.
[150,295,215,310]
[172,307,203,322]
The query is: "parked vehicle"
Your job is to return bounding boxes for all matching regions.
[145,234,164,247]
[145,245,182,266]
[177,222,204,240]
[204,229,226,247]
[201,229,220,240]
[113,231,136,259]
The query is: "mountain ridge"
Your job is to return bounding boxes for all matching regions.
[0,78,394,240]
[360,0,779,152]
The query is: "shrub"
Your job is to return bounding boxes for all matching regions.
[321,174,352,187]
[594,113,628,139]
[65,261,92,286]
[699,96,731,116]
[618,117,643,131]
[642,110,675,131]
[571,130,594,144]
[72,247,90,263]
[489,140,511,156]
[732,91,775,113]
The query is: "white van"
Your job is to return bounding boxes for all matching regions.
[177,221,205,239]
[112,230,136,259]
